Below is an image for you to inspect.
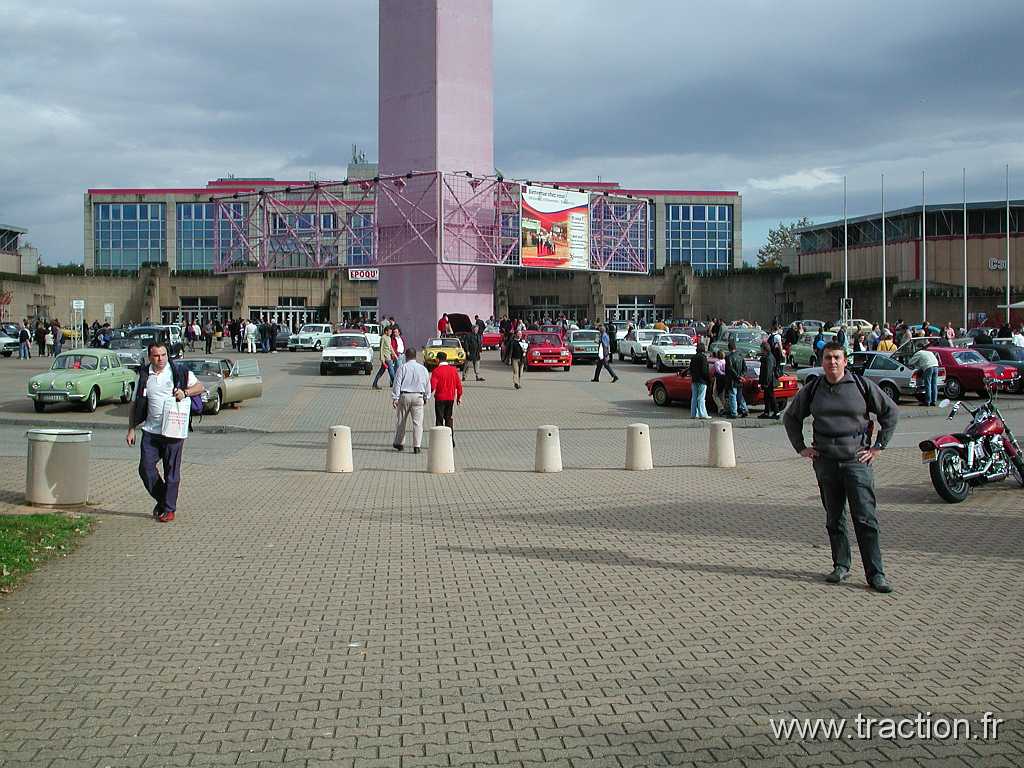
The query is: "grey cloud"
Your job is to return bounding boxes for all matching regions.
[1,0,1022,264]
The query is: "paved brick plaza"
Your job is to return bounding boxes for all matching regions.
[0,350,1022,767]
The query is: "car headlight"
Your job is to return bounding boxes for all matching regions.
[66,381,75,390]
[30,381,38,390]
[531,351,541,358]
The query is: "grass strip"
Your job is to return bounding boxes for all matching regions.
[0,514,94,594]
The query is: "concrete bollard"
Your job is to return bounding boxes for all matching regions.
[535,425,562,473]
[427,426,455,474]
[625,423,653,471]
[708,420,736,468]
[326,425,353,473]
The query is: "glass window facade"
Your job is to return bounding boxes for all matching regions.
[176,202,247,271]
[347,212,373,266]
[666,204,733,272]
[93,203,166,270]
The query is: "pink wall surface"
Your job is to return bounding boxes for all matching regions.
[377,0,495,348]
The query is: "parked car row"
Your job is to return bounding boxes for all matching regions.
[26,350,262,415]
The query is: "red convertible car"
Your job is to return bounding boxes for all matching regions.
[523,331,572,370]
[481,326,502,350]
[900,346,1018,399]
[645,361,798,411]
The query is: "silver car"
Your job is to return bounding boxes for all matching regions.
[794,351,944,404]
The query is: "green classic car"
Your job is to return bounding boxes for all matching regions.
[789,331,852,368]
[709,328,768,360]
[28,350,137,413]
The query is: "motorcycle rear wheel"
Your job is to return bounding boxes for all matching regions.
[929,448,971,503]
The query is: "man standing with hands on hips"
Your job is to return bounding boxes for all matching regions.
[126,343,204,523]
[783,342,899,593]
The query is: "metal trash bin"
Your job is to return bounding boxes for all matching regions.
[25,429,92,507]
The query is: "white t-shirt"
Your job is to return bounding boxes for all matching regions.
[1013,333,1024,347]
[141,365,198,435]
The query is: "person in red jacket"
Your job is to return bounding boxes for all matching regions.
[429,352,463,445]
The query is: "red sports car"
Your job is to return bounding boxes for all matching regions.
[914,346,1018,399]
[481,326,502,350]
[645,361,798,412]
[524,331,572,370]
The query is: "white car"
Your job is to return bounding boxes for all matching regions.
[289,323,334,351]
[320,333,373,375]
[0,332,19,357]
[361,324,381,350]
[617,329,661,362]
[646,333,697,371]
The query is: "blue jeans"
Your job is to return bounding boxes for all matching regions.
[727,383,748,416]
[372,359,396,387]
[922,366,939,405]
[19,341,30,359]
[691,382,709,418]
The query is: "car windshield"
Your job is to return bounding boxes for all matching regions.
[329,335,368,348]
[299,325,322,334]
[540,326,561,333]
[52,354,98,371]
[953,350,986,364]
[484,326,499,333]
[109,338,142,349]
[571,331,599,342]
[1001,346,1024,361]
[661,335,691,346]
[427,338,461,348]
[528,334,561,346]
[182,361,223,375]
[733,331,766,344]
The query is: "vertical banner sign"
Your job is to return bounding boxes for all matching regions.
[520,186,590,270]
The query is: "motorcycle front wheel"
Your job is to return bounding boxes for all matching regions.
[929,448,971,503]
[1010,455,1024,488]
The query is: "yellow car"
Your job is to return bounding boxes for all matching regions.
[422,337,466,370]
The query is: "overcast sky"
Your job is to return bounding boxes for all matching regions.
[2,0,1022,265]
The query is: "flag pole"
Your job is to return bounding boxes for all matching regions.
[881,173,886,328]
[843,175,848,317]
[1007,163,1012,325]
[921,171,927,324]
[963,168,967,332]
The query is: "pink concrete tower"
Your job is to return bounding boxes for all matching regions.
[377,0,495,347]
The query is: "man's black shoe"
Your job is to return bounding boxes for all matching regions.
[393,443,403,451]
[476,377,485,381]
[152,504,162,519]
[869,574,893,593]
[591,378,600,382]
[757,413,771,420]
[825,567,850,583]
[413,447,421,454]
[611,377,619,383]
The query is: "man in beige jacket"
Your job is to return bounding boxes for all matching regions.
[372,327,397,389]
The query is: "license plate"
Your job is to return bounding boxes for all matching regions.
[921,449,936,463]
[40,393,66,402]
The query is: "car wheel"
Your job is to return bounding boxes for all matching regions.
[880,382,900,403]
[945,376,962,399]
[646,359,653,369]
[84,387,99,413]
[33,401,45,413]
[319,364,328,376]
[618,351,625,361]
[208,392,221,415]
[657,356,667,372]
[314,341,322,351]
[1,351,11,358]
[120,381,134,403]
[652,384,670,407]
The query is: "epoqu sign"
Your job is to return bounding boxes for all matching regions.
[348,268,379,281]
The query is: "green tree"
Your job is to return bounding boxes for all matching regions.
[757,217,812,268]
